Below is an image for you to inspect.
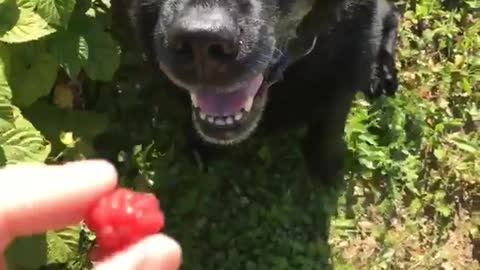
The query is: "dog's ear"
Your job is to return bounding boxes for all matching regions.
[293,0,401,98]
[283,0,344,65]
[295,0,345,38]
[364,1,401,98]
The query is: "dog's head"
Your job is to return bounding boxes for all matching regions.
[129,0,341,145]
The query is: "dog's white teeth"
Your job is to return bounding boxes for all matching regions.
[234,112,243,121]
[215,118,226,125]
[244,96,254,112]
[190,94,198,107]
[198,110,244,125]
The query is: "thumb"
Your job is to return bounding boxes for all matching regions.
[93,234,182,270]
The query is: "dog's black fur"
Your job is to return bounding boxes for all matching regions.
[126,0,400,187]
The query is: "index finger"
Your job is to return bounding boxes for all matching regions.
[0,160,117,244]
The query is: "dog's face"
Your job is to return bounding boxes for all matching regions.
[130,0,319,145]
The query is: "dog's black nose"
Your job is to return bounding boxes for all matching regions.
[168,8,239,66]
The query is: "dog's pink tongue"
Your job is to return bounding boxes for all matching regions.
[193,75,263,116]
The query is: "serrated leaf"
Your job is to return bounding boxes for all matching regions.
[0,43,14,129]
[0,43,51,165]
[37,0,76,27]
[7,42,58,107]
[84,27,120,81]
[46,225,81,264]
[436,203,452,217]
[16,0,38,10]
[49,30,89,78]
[0,96,14,130]
[0,105,51,165]
[0,2,56,43]
[64,6,119,80]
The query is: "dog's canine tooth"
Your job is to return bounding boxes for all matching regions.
[190,94,198,107]
[244,96,254,112]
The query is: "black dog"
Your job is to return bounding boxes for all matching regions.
[126,0,400,186]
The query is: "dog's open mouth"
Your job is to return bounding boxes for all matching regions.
[190,74,268,145]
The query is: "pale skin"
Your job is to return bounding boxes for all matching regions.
[0,160,182,270]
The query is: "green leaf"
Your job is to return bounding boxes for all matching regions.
[433,147,446,160]
[98,0,111,8]
[84,27,120,81]
[0,97,14,130]
[49,30,89,78]
[16,0,38,10]
[17,0,38,11]
[447,135,479,154]
[46,225,81,264]
[0,43,51,165]
[434,190,446,201]
[7,42,58,107]
[5,234,47,270]
[59,131,76,147]
[436,203,453,217]
[0,43,14,127]
[359,134,378,146]
[0,58,10,100]
[36,0,76,27]
[0,105,51,165]
[0,1,56,43]
[408,198,423,216]
[63,5,120,81]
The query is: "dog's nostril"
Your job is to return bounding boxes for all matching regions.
[168,9,240,63]
[169,37,239,61]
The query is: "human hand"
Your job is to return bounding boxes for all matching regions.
[0,160,182,270]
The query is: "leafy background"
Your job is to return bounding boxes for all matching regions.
[0,0,479,269]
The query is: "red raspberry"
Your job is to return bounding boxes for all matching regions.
[84,187,165,257]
